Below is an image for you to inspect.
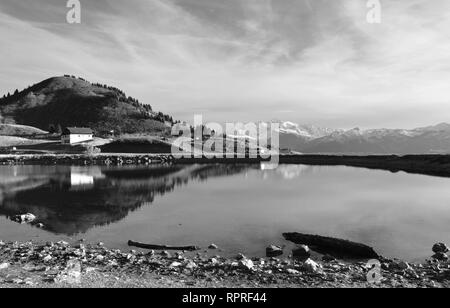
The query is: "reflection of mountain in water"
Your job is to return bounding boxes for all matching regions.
[260,163,319,180]
[0,164,251,235]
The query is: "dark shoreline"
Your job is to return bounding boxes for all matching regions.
[279,154,450,178]
[1,154,450,178]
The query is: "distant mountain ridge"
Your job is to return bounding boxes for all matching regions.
[278,121,450,154]
[278,121,343,139]
[0,76,173,136]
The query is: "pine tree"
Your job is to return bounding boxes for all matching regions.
[48,124,56,134]
[56,124,63,135]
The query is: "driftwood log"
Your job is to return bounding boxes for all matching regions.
[128,240,199,251]
[283,233,380,259]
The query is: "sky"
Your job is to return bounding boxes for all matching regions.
[1,0,450,129]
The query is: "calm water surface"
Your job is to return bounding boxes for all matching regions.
[1,163,450,261]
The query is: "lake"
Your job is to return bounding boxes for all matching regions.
[1,163,450,261]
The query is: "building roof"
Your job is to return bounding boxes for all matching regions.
[63,127,93,135]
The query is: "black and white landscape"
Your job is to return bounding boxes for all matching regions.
[1,0,450,291]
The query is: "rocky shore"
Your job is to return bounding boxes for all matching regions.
[0,153,176,166]
[2,154,450,178]
[1,240,449,288]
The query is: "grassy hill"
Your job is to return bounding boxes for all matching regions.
[0,124,48,136]
[0,76,173,137]
[0,136,52,148]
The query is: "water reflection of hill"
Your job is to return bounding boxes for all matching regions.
[0,164,251,235]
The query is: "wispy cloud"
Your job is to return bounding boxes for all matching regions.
[1,0,450,128]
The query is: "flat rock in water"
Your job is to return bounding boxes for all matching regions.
[11,213,36,224]
[208,244,219,250]
[283,232,380,259]
[432,243,449,254]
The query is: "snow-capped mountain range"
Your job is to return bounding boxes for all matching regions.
[278,122,343,139]
[276,122,450,154]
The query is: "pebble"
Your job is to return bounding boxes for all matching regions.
[160,251,171,258]
[398,261,411,271]
[169,262,182,268]
[293,245,311,260]
[302,259,321,273]
[55,260,82,284]
[236,253,246,260]
[238,258,255,271]
[0,263,9,270]
[286,268,300,275]
[432,252,449,261]
[432,243,449,254]
[266,245,283,257]
[185,261,198,270]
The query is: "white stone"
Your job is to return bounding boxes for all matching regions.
[55,260,82,284]
[302,259,321,273]
[239,258,254,271]
[0,263,9,270]
[185,261,198,270]
[286,268,300,275]
[169,262,182,268]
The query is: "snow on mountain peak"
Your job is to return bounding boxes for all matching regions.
[278,121,341,139]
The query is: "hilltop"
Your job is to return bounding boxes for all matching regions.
[0,76,173,136]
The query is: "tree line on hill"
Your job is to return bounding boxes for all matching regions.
[0,75,175,132]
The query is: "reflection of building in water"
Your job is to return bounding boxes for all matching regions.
[68,166,104,190]
[70,173,94,189]
[260,163,278,171]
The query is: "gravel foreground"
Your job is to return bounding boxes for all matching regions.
[1,240,450,288]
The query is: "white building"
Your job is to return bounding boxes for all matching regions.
[61,127,94,144]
